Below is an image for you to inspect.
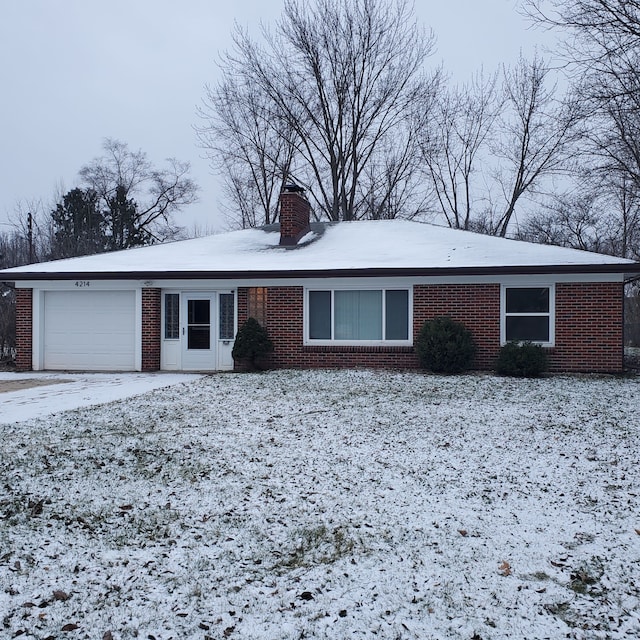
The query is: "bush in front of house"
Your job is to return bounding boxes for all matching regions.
[415,316,476,373]
[232,317,274,371]
[496,341,548,377]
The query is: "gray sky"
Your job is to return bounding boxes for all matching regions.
[0,0,544,234]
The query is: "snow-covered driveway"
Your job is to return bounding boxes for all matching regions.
[0,372,202,423]
[1,370,639,639]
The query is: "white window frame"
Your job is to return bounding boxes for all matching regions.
[304,286,413,346]
[500,284,555,346]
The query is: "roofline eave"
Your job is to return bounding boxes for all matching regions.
[3,262,640,283]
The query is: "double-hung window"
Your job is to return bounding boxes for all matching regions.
[502,285,554,345]
[307,288,411,343]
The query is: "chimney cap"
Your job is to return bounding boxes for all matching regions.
[282,183,305,194]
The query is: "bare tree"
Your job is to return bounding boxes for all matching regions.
[197,76,296,228]
[489,54,581,237]
[6,200,51,265]
[79,139,198,248]
[522,0,640,256]
[516,191,605,250]
[200,0,438,224]
[418,72,501,230]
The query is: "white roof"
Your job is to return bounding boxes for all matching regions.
[1,220,635,277]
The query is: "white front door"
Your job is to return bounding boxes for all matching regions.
[181,294,216,371]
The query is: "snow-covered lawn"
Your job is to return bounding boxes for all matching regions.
[1,370,639,639]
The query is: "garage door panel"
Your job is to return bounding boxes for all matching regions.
[44,291,136,371]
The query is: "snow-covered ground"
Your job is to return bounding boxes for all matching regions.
[1,370,639,639]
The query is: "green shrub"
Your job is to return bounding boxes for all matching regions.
[232,317,273,371]
[415,316,476,373]
[496,341,548,377]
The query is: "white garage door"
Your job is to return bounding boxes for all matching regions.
[43,290,136,371]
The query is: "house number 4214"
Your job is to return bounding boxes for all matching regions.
[74,281,90,288]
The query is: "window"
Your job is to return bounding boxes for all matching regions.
[307,289,410,343]
[247,287,267,326]
[219,293,235,340]
[502,285,554,345]
[164,293,179,339]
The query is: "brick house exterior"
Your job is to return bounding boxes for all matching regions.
[236,281,624,374]
[1,185,636,374]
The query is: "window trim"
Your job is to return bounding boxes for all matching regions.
[304,286,413,346]
[500,284,555,347]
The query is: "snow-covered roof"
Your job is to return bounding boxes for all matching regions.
[1,220,637,280]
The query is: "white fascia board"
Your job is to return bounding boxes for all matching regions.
[15,279,145,291]
[12,271,624,292]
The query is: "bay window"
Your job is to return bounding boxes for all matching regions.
[307,288,410,343]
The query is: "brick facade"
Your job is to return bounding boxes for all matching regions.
[237,281,625,373]
[413,283,501,370]
[141,288,161,371]
[15,288,33,372]
[551,282,624,373]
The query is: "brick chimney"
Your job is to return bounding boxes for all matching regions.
[279,184,311,246]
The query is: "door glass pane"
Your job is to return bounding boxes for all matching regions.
[335,290,382,340]
[506,316,549,342]
[187,299,210,349]
[219,293,235,340]
[188,299,210,325]
[309,291,331,339]
[188,326,210,349]
[164,293,179,339]
[506,288,549,313]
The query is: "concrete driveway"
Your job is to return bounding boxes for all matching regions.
[0,372,203,424]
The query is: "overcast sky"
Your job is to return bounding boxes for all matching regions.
[0,0,545,235]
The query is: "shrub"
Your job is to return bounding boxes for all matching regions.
[415,316,476,373]
[496,341,548,377]
[232,317,274,371]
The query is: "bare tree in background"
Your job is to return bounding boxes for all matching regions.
[515,190,605,250]
[523,0,640,255]
[489,54,581,237]
[197,77,296,228]
[418,71,500,230]
[79,139,198,248]
[200,0,439,225]
[0,201,50,361]
[420,55,580,236]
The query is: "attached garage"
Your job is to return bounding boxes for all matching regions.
[42,290,137,371]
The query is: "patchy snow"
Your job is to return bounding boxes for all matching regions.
[1,369,639,639]
[1,220,635,276]
[0,372,202,424]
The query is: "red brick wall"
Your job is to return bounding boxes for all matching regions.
[141,288,161,371]
[414,283,501,370]
[15,288,33,372]
[237,281,624,373]
[551,281,623,373]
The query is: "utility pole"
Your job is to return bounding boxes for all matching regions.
[27,212,34,263]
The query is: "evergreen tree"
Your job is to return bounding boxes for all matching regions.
[50,188,105,258]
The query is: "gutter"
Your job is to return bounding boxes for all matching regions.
[2,262,640,282]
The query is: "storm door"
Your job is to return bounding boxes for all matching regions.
[181,294,216,370]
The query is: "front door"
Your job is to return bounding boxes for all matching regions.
[182,294,216,370]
